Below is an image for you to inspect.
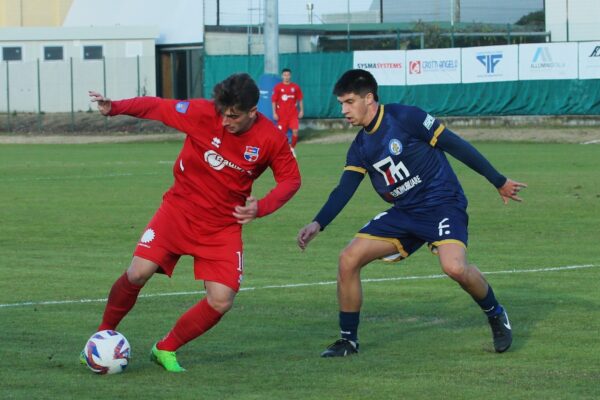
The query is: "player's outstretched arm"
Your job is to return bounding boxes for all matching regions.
[497,179,528,204]
[88,91,112,116]
[297,221,322,250]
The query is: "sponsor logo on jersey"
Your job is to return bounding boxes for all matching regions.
[138,228,155,248]
[389,175,422,198]
[389,139,403,156]
[204,150,246,172]
[423,114,435,130]
[175,101,190,114]
[244,146,260,162]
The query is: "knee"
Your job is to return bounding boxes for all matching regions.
[441,260,467,282]
[338,248,361,278]
[126,268,151,286]
[206,295,235,314]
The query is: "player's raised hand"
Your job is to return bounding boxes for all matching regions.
[89,90,112,116]
[498,179,528,204]
[297,221,322,251]
[233,196,258,224]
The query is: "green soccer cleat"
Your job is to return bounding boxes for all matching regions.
[150,344,186,372]
[79,350,87,366]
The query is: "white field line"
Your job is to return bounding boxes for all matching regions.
[581,139,600,145]
[0,264,597,309]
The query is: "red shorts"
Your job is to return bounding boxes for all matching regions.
[276,116,299,133]
[133,202,244,291]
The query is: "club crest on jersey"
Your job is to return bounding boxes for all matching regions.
[175,101,190,114]
[244,146,260,162]
[389,139,403,155]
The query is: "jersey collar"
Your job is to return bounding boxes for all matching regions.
[364,105,384,134]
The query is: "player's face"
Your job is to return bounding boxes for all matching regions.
[221,106,257,134]
[282,71,291,83]
[337,92,373,126]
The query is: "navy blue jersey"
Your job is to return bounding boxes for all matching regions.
[345,104,467,210]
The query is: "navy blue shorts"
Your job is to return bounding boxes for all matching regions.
[356,205,469,262]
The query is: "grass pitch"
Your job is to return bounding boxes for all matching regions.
[0,140,599,399]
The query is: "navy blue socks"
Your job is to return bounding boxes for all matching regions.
[473,285,504,317]
[339,311,360,343]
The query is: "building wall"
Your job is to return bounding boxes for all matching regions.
[0,0,74,27]
[0,27,157,112]
[546,0,600,42]
[204,31,315,55]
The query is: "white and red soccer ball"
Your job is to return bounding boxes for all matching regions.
[82,330,131,375]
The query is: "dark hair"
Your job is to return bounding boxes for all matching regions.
[212,73,259,113]
[333,69,379,102]
[281,68,291,73]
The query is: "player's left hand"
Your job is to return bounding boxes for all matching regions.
[298,111,304,119]
[233,196,258,224]
[498,179,528,204]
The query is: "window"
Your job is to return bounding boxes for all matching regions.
[83,45,103,60]
[44,46,63,61]
[2,47,22,61]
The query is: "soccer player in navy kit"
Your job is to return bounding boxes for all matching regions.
[297,69,527,357]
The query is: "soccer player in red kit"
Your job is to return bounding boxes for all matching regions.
[83,73,301,372]
[271,68,304,151]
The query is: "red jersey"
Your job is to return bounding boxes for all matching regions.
[271,82,303,118]
[109,97,301,227]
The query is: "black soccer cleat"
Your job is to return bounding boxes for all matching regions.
[488,309,512,353]
[320,338,359,357]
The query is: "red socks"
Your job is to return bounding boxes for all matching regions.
[97,272,143,331]
[97,273,224,352]
[157,298,223,351]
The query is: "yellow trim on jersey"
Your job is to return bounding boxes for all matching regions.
[344,166,367,174]
[365,105,385,134]
[354,233,409,261]
[429,124,446,147]
[428,239,467,255]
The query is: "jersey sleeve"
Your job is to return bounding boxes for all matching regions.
[256,133,302,217]
[271,84,280,103]
[343,139,368,175]
[109,97,214,136]
[295,84,303,101]
[397,105,447,147]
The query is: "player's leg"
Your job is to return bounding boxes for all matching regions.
[290,117,300,148]
[152,282,234,372]
[321,237,398,357]
[152,224,242,371]
[436,243,512,353]
[97,256,159,331]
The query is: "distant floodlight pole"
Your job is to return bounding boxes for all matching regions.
[264,0,279,75]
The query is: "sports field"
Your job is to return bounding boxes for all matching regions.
[0,138,598,399]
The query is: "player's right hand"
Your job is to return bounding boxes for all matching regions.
[89,90,112,116]
[297,221,321,251]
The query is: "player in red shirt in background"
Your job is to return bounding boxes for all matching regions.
[271,68,304,154]
[83,73,301,372]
